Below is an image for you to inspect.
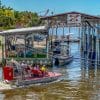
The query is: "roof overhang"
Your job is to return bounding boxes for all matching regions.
[41,11,100,20]
[0,26,48,36]
[40,11,100,27]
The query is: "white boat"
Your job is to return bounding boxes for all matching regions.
[53,41,73,66]
[53,55,73,66]
[64,33,80,42]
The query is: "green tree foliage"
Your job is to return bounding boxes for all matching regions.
[0,2,41,30]
[14,11,41,28]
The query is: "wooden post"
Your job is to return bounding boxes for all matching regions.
[51,26,53,50]
[68,26,70,43]
[56,26,58,39]
[87,25,90,59]
[32,34,34,48]
[32,34,35,58]
[4,35,6,59]
[1,36,4,60]
[46,34,49,58]
[79,27,81,40]
[78,26,81,50]
[1,34,6,67]
[96,24,100,66]
[98,38,100,65]
[81,22,85,57]
[96,32,98,65]
[24,35,26,58]
[63,24,64,38]
[68,27,70,34]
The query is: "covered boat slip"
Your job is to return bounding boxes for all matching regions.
[41,11,100,66]
[0,26,51,65]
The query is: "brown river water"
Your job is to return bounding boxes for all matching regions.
[0,43,100,100]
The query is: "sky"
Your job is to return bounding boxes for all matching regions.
[1,0,100,16]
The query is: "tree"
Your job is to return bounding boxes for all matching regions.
[0,1,41,30]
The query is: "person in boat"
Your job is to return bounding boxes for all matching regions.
[14,67,19,77]
[25,65,31,75]
[31,63,35,68]
[33,64,37,70]
[21,61,28,78]
[40,65,47,76]
[31,64,42,77]
[36,64,43,77]
[36,64,40,70]
[30,63,35,77]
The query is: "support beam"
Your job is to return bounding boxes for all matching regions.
[55,26,58,39]
[24,35,27,58]
[63,25,65,37]
[46,35,49,58]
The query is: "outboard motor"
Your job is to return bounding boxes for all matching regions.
[54,58,59,66]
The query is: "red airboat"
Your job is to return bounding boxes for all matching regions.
[2,60,62,87]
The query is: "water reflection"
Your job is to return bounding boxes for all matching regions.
[0,43,100,100]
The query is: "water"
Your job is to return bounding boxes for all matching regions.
[0,43,100,100]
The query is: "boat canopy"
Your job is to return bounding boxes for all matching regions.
[0,26,48,36]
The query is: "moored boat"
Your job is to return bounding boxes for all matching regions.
[53,55,73,66]
[52,40,73,66]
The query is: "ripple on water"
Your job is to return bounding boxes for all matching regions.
[0,43,100,100]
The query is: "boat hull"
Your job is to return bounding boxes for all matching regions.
[17,72,61,86]
[53,55,73,66]
[0,72,61,91]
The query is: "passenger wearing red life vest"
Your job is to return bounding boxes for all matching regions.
[31,64,42,77]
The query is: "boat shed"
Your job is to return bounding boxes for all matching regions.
[41,11,100,66]
[0,26,51,65]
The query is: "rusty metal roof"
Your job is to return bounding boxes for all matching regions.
[41,11,100,20]
[0,26,48,36]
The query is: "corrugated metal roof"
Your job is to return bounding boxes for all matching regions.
[0,26,48,36]
[41,11,100,20]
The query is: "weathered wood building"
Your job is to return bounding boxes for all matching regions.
[41,11,100,66]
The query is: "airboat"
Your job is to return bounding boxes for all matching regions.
[0,60,62,91]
